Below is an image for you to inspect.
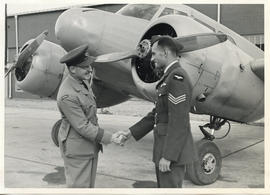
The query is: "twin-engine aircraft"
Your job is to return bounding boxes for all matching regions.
[5,4,264,185]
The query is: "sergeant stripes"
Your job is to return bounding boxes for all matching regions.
[168,93,186,105]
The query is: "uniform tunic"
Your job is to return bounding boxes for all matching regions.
[130,62,197,187]
[57,74,111,187]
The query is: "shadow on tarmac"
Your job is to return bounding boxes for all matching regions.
[132,180,157,188]
[42,166,159,188]
[42,166,65,185]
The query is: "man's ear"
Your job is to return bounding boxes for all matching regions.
[69,66,76,74]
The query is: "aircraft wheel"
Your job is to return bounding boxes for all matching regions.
[186,139,222,185]
[51,119,62,147]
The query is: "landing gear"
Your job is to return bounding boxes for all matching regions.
[187,116,230,185]
[199,116,231,141]
[187,139,222,185]
[51,119,61,147]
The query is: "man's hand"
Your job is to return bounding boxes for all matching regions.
[111,133,126,146]
[111,130,131,146]
[118,130,132,139]
[159,158,171,172]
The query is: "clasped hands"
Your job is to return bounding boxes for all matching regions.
[111,130,131,146]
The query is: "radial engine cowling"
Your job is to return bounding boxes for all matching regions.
[15,40,67,99]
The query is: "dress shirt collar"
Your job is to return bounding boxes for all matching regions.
[164,60,178,74]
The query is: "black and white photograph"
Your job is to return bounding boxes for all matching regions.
[2,0,268,192]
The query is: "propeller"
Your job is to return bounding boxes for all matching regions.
[94,33,227,63]
[5,30,49,78]
[95,39,151,63]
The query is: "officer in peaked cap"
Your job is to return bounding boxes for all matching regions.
[115,35,198,188]
[60,44,96,68]
[56,44,121,188]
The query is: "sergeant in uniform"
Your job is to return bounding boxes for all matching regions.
[118,36,198,188]
[57,44,121,188]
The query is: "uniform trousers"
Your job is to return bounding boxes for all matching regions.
[155,164,186,188]
[59,140,98,188]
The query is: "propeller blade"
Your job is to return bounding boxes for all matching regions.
[5,65,16,78]
[5,30,48,78]
[176,33,228,53]
[95,39,151,63]
[93,34,226,63]
[95,50,137,63]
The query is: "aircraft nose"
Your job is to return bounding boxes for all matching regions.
[55,8,105,53]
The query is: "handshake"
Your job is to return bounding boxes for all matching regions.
[111,130,131,146]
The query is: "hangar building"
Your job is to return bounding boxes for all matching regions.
[5,4,264,99]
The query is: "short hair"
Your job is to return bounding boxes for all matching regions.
[152,35,183,56]
[157,37,178,55]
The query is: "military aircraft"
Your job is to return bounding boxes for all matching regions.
[5,4,264,186]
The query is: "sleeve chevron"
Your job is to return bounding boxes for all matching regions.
[168,93,186,104]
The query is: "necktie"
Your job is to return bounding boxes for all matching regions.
[82,82,89,91]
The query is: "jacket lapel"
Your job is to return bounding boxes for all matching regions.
[67,75,87,94]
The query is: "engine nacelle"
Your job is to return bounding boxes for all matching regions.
[15,40,67,99]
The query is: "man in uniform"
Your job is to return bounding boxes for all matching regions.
[118,35,198,188]
[57,44,122,188]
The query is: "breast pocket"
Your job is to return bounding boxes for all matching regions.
[79,93,98,125]
[79,93,93,110]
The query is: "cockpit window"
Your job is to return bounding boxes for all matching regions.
[117,4,160,21]
[159,8,188,17]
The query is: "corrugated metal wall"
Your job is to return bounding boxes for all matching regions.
[187,4,218,20]
[220,4,264,35]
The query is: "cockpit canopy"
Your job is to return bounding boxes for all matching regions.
[117,4,160,21]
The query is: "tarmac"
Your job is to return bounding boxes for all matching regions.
[4,98,264,188]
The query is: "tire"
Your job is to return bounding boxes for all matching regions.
[186,139,222,185]
[51,119,62,147]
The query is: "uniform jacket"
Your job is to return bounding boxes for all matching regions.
[57,75,111,159]
[130,62,198,166]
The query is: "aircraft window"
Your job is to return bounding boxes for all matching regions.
[117,4,160,21]
[193,18,215,32]
[159,8,188,17]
